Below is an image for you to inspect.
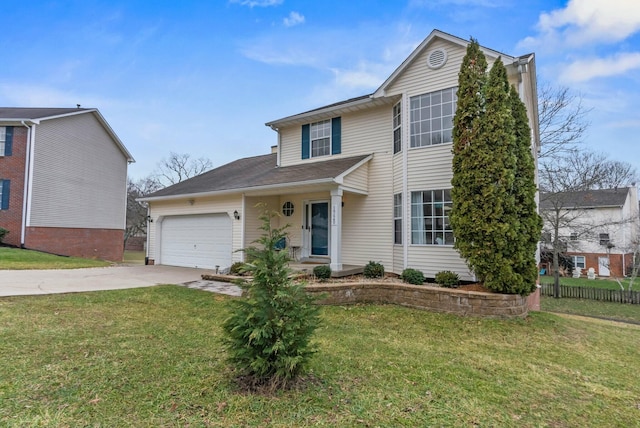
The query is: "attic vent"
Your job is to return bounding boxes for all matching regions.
[427,48,447,70]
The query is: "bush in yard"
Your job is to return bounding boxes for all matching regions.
[222,206,321,391]
[363,261,385,278]
[401,268,425,285]
[435,271,460,288]
[229,261,247,276]
[313,265,331,281]
[0,227,8,243]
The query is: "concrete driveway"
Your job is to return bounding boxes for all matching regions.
[0,265,228,297]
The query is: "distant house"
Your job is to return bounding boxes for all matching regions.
[0,108,134,261]
[140,29,539,279]
[540,187,639,277]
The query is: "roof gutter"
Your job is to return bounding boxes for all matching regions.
[19,120,37,247]
[138,177,337,203]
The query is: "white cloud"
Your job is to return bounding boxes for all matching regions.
[559,52,640,82]
[229,0,283,7]
[283,11,305,27]
[522,0,640,48]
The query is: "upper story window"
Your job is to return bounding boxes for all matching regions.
[311,120,331,157]
[301,117,341,160]
[570,232,578,241]
[410,87,457,148]
[0,126,13,157]
[599,233,610,246]
[393,102,402,154]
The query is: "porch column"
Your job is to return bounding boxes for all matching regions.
[330,188,343,271]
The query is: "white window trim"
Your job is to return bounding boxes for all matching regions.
[394,193,402,245]
[393,102,402,154]
[410,189,454,246]
[0,127,5,157]
[310,119,331,158]
[573,255,586,269]
[409,87,457,149]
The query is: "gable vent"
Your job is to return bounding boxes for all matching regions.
[427,48,447,70]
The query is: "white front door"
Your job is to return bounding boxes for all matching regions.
[598,257,610,277]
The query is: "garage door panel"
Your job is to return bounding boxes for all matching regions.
[160,214,232,269]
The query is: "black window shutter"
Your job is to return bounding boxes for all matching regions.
[331,117,341,155]
[5,126,13,156]
[1,180,9,209]
[301,124,310,159]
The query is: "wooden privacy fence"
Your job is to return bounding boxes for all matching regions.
[540,283,640,304]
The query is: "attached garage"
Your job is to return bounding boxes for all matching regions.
[159,214,232,269]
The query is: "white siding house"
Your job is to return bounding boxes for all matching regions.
[142,29,539,279]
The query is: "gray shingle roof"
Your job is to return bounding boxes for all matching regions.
[540,188,630,209]
[0,107,92,120]
[144,153,371,199]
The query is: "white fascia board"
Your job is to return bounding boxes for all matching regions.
[138,177,337,203]
[0,119,40,125]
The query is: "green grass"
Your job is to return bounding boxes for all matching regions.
[1,286,639,427]
[540,275,637,291]
[0,247,110,270]
[123,250,145,264]
[542,296,640,324]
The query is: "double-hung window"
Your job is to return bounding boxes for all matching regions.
[310,120,331,158]
[394,193,402,244]
[599,233,610,246]
[0,126,12,156]
[573,256,586,270]
[393,102,402,154]
[411,189,453,245]
[410,87,457,148]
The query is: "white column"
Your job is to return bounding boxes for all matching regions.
[330,188,343,271]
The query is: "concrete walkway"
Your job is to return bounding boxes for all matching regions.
[0,265,241,297]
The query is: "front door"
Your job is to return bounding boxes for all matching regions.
[598,257,610,277]
[306,201,329,256]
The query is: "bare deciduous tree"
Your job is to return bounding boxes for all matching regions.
[538,83,591,160]
[153,152,213,187]
[125,176,162,247]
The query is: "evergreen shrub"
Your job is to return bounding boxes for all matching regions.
[435,271,460,288]
[401,268,425,285]
[313,265,332,281]
[363,261,385,278]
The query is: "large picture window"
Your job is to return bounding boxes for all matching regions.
[310,119,331,157]
[393,102,402,154]
[410,87,457,148]
[411,189,453,245]
[394,193,402,244]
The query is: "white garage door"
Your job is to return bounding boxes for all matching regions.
[160,214,232,269]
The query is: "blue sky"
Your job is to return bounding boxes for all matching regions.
[1,0,639,179]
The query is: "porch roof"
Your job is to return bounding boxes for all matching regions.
[141,153,372,202]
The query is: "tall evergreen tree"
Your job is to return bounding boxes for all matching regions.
[450,38,488,279]
[451,42,540,294]
[509,85,543,294]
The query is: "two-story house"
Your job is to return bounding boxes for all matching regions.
[141,30,539,279]
[0,108,133,261]
[540,187,639,277]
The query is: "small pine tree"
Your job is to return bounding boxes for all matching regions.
[222,207,321,390]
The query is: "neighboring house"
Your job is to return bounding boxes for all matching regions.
[540,187,639,277]
[0,108,134,261]
[141,29,539,279]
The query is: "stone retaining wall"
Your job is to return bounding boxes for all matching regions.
[306,282,528,319]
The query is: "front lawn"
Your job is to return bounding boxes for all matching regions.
[542,296,640,324]
[1,286,639,427]
[0,247,110,270]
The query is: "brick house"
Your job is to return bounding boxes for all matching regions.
[0,108,133,261]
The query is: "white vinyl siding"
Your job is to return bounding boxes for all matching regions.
[29,114,128,229]
[342,163,369,193]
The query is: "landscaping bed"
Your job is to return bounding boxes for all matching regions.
[201,273,529,319]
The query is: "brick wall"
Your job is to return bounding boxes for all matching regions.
[0,127,28,247]
[306,282,529,318]
[566,252,632,277]
[25,227,124,261]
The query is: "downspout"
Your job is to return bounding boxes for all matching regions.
[402,93,409,270]
[20,121,35,247]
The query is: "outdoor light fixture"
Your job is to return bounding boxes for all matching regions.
[233,210,240,220]
[147,215,153,223]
